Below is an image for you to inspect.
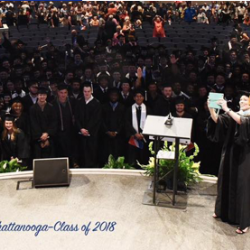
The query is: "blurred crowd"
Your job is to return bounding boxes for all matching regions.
[1,1,250,28]
[0,2,250,175]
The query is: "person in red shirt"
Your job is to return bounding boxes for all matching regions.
[105,3,117,18]
[153,15,166,38]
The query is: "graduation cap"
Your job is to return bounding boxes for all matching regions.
[111,60,121,66]
[38,87,48,94]
[4,113,15,122]
[215,72,226,78]
[127,61,137,67]
[98,73,110,82]
[148,81,158,86]
[98,61,108,67]
[152,70,161,78]
[121,78,131,85]
[0,67,8,73]
[209,51,217,57]
[230,33,237,39]
[27,80,38,88]
[16,39,27,46]
[3,92,11,97]
[83,82,92,88]
[108,87,119,95]
[10,97,24,107]
[201,45,210,53]
[185,46,196,55]
[170,50,181,58]
[238,90,250,98]
[198,55,206,63]
[1,56,9,62]
[230,48,238,54]
[198,84,208,90]
[175,96,185,105]
[57,84,69,91]
[133,88,145,97]
[121,61,130,67]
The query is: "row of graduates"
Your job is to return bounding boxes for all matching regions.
[1,79,224,176]
[0,83,164,169]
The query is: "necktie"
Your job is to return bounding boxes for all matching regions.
[136,106,142,133]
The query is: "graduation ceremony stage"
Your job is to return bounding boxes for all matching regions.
[0,170,249,250]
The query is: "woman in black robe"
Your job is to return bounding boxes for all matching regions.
[1,115,30,166]
[10,99,30,137]
[207,92,250,234]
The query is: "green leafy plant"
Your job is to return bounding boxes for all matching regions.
[103,155,135,169]
[138,141,201,187]
[0,159,27,173]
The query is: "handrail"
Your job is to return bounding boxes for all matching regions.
[0,169,217,183]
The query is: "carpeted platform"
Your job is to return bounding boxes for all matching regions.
[0,175,249,250]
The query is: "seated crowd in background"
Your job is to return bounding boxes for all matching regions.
[1,1,250,28]
[0,1,250,176]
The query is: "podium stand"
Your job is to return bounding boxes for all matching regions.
[142,115,193,207]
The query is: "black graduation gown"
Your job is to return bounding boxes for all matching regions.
[13,113,30,138]
[145,93,159,110]
[29,103,57,159]
[75,98,102,168]
[153,96,175,116]
[207,114,250,229]
[93,87,109,104]
[69,92,83,101]
[125,104,151,167]
[101,102,126,163]
[119,92,134,108]
[22,94,37,114]
[52,99,75,163]
[172,111,193,119]
[1,129,30,162]
[195,109,222,176]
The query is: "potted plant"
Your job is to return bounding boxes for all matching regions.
[103,155,135,169]
[138,141,201,191]
[0,158,27,173]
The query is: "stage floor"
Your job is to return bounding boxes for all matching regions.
[0,174,249,250]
